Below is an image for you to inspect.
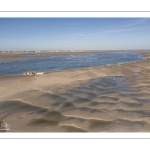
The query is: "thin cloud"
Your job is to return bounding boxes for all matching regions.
[97,18,150,36]
[71,32,105,40]
[21,23,43,28]
[65,19,150,40]
[98,25,150,37]
[99,27,136,34]
[124,18,150,27]
[123,33,139,36]
[68,22,88,26]
[0,39,18,43]
[69,28,81,30]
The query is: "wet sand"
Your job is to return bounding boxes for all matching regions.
[0,50,150,132]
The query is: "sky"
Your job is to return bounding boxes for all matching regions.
[0,18,150,51]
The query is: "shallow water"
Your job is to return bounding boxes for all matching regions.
[0,52,146,76]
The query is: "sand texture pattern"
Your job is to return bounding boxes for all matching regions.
[0,51,150,132]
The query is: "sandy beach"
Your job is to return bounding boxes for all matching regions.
[0,50,150,132]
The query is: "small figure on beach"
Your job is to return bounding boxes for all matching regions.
[23,71,47,76]
[24,72,35,76]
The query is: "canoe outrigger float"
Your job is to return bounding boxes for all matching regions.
[23,71,47,76]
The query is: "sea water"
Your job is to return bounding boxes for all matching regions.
[0,52,146,77]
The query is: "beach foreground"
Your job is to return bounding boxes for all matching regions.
[0,51,150,132]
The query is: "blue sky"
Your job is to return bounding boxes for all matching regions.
[0,18,150,51]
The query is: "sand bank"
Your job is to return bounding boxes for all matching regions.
[0,51,150,132]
